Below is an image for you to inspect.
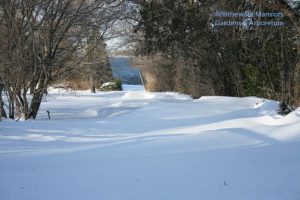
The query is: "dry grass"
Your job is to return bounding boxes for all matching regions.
[63,79,91,90]
[133,56,175,92]
[132,55,217,98]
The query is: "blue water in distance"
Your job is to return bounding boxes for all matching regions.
[109,57,142,85]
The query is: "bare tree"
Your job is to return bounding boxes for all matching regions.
[0,0,124,120]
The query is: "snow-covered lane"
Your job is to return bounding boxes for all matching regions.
[0,85,300,200]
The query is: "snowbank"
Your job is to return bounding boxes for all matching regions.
[0,86,299,200]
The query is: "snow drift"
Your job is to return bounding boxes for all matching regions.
[0,85,300,200]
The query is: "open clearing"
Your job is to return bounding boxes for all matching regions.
[1,85,300,200]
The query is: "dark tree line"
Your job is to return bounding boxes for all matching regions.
[133,0,300,107]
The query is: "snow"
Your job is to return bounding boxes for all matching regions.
[285,0,300,9]
[1,84,300,200]
[101,82,117,87]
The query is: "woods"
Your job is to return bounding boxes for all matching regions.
[133,0,300,106]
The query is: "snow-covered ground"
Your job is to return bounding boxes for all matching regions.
[1,85,300,200]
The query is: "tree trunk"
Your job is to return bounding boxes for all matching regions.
[90,75,96,93]
[29,91,44,119]
[291,16,300,106]
[0,84,7,120]
[29,84,35,95]
[9,99,14,119]
[294,46,300,106]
